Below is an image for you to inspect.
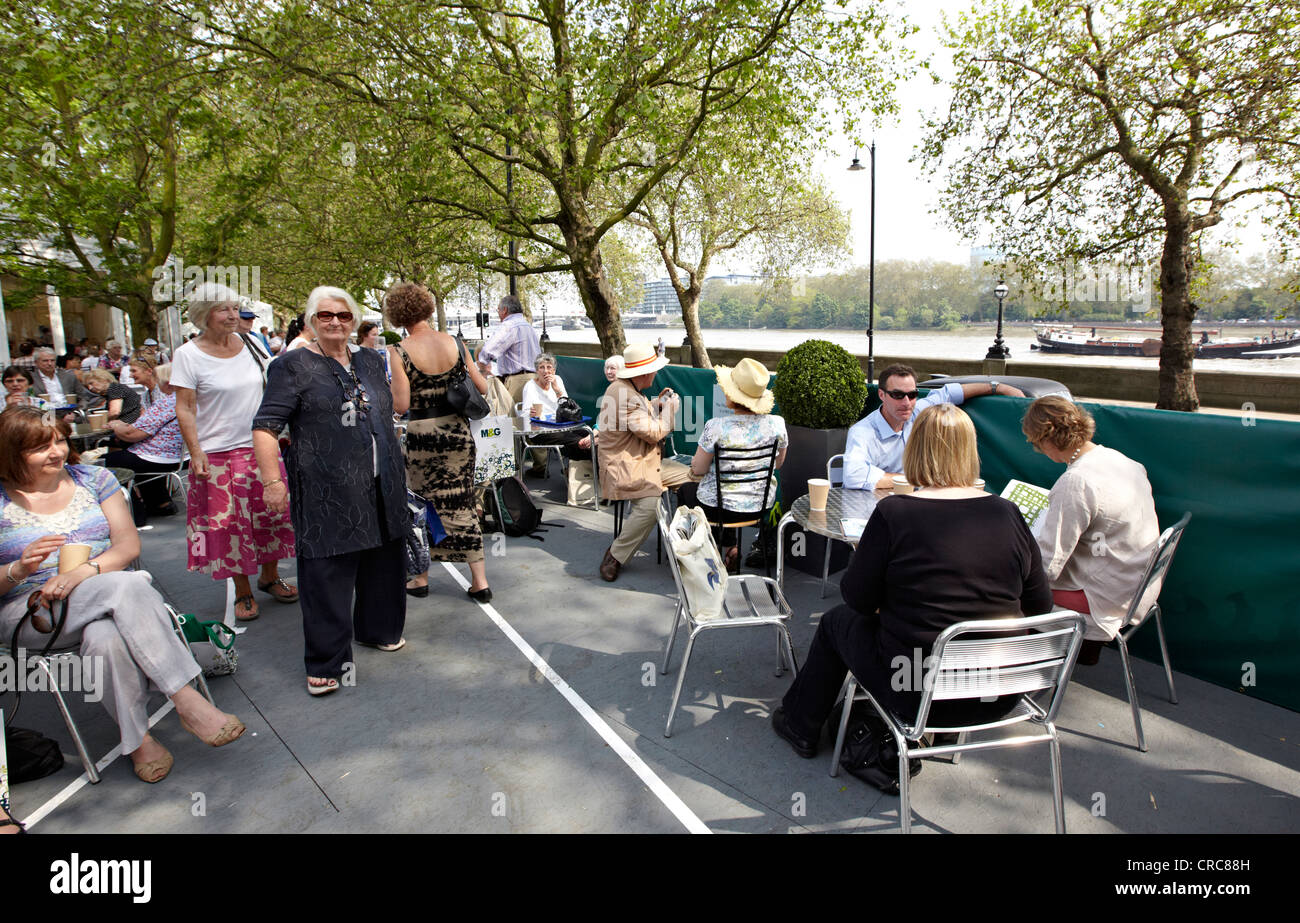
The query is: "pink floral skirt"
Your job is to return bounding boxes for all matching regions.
[186,447,295,579]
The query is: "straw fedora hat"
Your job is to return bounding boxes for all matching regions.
[617,342,670,378]
[715,358,774,414]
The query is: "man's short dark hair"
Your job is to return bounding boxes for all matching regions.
[498,294,524,315]
[878,363,917,392]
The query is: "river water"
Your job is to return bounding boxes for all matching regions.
[544,322,1300,377]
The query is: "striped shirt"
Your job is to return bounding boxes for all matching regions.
[478,313,540,375]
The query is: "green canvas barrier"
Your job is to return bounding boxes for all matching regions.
[560,355,1300,711]
[964,397,1300,713]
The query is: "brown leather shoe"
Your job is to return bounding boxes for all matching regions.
[600,546,622,582]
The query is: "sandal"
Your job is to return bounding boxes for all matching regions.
[234,594,259,621]
[179,713,246,748]
[132,745,174,784]
[307,676,340,696]
[357,638,406,652]
[257,577,299,603]
[724,545,740,575]
[0,810,25,834]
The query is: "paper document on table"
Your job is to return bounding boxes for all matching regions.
[840,518,868,541]
[1001,479,1052,538]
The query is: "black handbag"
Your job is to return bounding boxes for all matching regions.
[4,725,64,783]
[830,699,923,795]
[446,344,490,420]
[554,396,583,424]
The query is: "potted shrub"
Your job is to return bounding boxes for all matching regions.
[771,339,869,576]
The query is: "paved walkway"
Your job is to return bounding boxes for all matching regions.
[9,471,1299,834]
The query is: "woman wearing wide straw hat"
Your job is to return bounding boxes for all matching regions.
[596,342,678,581]
[678,358,787,572]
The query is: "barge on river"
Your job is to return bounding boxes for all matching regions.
[1031,324,1300,359]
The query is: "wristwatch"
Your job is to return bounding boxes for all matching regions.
[989,380,1001,395]
[87,561,101,575]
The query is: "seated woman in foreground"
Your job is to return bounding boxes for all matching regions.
[0,406,244,784]
[1021,396,1160,665]
[772,403,1054,759]
[677,358,786,572]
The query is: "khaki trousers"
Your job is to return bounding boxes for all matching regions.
[610,495,662,564]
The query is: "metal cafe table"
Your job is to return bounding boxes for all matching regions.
[775,486,885,593]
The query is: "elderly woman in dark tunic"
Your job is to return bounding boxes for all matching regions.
[251,286,409,697]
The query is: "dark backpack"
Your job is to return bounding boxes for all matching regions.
[483,476,548,540]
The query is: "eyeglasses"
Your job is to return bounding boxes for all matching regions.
[884,389,920,401]
[316,311,354,323]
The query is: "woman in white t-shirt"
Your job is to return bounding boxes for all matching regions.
[172,283,297,622]
[519,352,583,478]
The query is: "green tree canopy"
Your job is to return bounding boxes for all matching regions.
[199,0,903,355]
[921,0,1300,409]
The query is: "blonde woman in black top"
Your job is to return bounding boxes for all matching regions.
[773,403,1054,759]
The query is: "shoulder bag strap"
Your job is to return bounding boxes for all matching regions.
[238,333,268,386]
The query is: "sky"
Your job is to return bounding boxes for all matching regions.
[813,1,974,269]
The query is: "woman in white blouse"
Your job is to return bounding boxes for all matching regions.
[520,352,575,478]
[1022,397,1160,664]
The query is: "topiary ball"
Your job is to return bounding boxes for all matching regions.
[772,339,868,429]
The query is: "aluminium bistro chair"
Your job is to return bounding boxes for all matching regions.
[657,498,799,737]
[126,446,191,512]
[0,590,216,785]
[1111,512,1192,752]
[829,610,1086,833]
[817,453,851,597]
[705,441,780,577]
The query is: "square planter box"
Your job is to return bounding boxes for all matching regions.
[780,423,852,578]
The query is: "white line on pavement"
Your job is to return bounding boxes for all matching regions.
[440,562,711,834]
[22,700,175,829]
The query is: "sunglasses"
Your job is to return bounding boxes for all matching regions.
[884,389,920,401]
[316,310,354,323]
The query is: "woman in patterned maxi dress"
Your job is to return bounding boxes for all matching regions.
[385,282,493,602]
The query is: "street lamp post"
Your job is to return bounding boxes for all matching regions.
[986,280,1011,359]
[848,143,876,382]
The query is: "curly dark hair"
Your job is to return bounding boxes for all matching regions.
[384,282,435,329]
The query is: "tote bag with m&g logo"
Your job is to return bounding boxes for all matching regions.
[472,414,516,485]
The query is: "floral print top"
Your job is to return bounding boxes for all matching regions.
[0,465,120,602]
[696,413,788,511]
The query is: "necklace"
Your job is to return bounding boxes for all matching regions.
[1068,445,1086,464]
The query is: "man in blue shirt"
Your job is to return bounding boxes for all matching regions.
[843,364,1025,490]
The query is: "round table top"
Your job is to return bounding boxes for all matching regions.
[788,486,886,544]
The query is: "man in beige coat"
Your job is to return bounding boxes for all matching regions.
[598,343,680,581]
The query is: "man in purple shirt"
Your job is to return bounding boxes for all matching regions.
[477,294,541,407]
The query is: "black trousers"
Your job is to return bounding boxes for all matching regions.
[296,483,407,678]
[104,449,180,511]
[781,604,887,739]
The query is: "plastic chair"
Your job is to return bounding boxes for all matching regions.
[704,441,780,576]
[1113,512,1191,752]
[658,499,798,737]
[829,610,1086,833]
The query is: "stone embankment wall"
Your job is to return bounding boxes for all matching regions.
[543,340,1300,413]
